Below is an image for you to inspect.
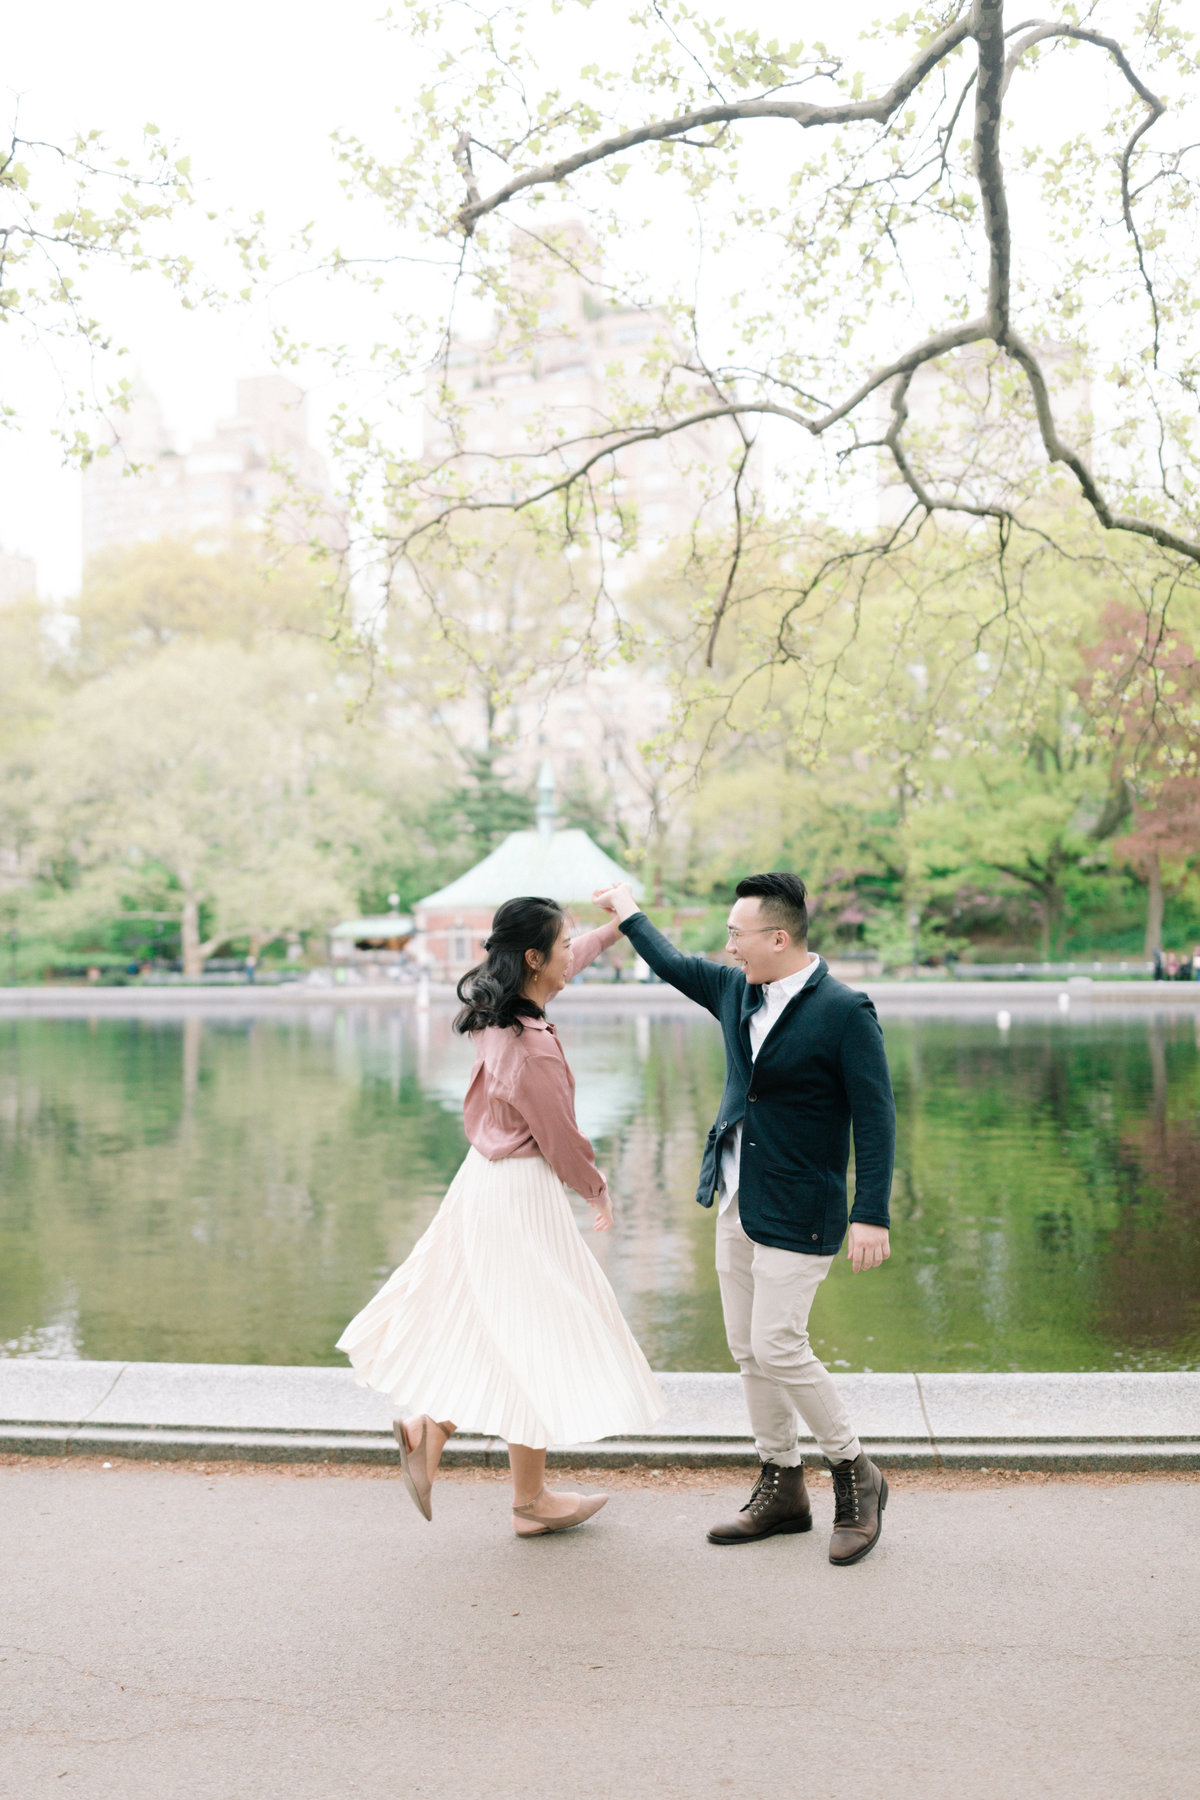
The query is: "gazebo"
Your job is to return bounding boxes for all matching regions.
[412,763,641,980]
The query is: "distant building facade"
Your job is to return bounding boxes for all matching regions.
[82,375,335,562]
[0,548,36,606]
[418,225,743,837]
[424,224,742,566]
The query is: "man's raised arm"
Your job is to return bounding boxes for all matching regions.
[592,884,735,1018]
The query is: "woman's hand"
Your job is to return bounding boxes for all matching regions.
[589,1194,614,1232]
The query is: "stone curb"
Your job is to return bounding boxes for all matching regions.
[2,981,1199,1015]
[3,1425,1199,1472]
[2,1364,1197,1471]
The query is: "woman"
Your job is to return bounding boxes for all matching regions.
[336,895,664,1536]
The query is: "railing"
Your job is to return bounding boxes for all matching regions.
[138,970,307,986]
[947,961,1155,981]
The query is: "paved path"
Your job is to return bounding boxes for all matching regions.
[2,1462,1197,1799]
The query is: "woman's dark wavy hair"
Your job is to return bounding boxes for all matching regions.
[453,895,565,1035]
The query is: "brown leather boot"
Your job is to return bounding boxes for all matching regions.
[706,1462,813,1545]
[826,1452,888,1565]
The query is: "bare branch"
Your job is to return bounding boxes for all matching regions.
[703,430,756,667]
[1003,20,1166,361]
[1008,333,1200,563]
[453,131,482,214]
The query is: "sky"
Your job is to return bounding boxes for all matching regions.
[3,0,419,596]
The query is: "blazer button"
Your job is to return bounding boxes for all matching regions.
[812,1233,818,1241]
[747,1093,757,1102]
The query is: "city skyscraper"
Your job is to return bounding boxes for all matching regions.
[417,225,747,844]
[423,224,740,564]
[81,375,336,563]
[0,548,36,607]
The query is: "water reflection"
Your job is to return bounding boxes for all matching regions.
[0,1006,1197,1371]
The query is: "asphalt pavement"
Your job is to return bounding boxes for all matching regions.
[2,1460,1197,1800]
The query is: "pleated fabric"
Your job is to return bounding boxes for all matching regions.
[336,1148,666,1449]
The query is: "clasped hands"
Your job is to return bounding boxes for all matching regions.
[593,882,638,921]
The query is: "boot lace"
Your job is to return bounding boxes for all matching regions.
[742,1465,782,1516]
[831,1464,860,1527]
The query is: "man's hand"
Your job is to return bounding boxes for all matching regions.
[593,882,640,923]
[847,1222,890,1274]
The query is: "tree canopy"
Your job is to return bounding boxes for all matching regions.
[1,108,199,455]
[296,0,1200,758]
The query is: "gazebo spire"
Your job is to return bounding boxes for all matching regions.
[535,760,557,844]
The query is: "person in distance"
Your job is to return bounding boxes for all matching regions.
[594,873,895,1567]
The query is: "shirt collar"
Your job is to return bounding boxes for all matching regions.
[761,954,820,1006]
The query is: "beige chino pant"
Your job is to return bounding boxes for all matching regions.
[716,1195,861,1467]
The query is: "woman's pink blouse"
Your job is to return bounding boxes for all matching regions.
[462,921,620,1202]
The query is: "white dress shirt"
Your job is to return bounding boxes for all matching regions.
[718,954,821,1214]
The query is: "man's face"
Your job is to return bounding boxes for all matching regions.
[725,896,791,985]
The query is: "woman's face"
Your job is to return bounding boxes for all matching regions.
[527,920,572,998]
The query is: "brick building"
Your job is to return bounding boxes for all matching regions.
[413,764,640,982]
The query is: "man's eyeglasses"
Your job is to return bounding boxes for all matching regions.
[725,924,784,942]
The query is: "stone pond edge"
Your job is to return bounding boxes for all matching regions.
[3,1366,1198,1471]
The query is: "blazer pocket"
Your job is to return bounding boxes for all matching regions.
[751,1164,828,1232]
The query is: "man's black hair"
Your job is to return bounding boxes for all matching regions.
[734,872,808,943]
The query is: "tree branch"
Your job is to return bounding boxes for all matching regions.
[378,1,1200,679]
[1004,21,1166,361]
[972,0,1011,339]
[703,428,756,667]
[454,13,976,233]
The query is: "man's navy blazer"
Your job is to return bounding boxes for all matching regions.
[619,912,895,1255]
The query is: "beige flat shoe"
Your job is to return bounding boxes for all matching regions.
[512,1487,610,1537]
[393,1415,436,1521]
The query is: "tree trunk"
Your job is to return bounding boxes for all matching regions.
[181,892,206,977]
[1038,883,1062,961]
[1143,850,1165,957]
[648,794,667,907]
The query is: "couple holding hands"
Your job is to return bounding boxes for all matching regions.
[337,871,895,1566]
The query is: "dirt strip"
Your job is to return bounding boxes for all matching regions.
[3,1451,1198,1490]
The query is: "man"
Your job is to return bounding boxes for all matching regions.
[593,873,895,1566]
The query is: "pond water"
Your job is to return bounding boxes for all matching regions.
[1,1003,1198,1373]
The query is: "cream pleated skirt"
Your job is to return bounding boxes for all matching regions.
[336,1147,666,1449]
